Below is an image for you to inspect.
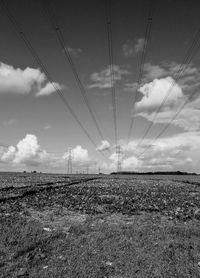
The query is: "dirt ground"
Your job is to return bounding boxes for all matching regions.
[0,174,200,277]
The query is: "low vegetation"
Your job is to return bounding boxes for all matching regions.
[0,173,200,277]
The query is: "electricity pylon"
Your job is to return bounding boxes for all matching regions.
[67,148,73,174]
[116,145,122,172]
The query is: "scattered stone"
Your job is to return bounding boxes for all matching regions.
[43,265,48,269]
[43,227,51,232]
[58,255,64,260]
[105,261,113,266]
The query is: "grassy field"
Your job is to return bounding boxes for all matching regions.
[0,173,200,277]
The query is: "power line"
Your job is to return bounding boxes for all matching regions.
[135,25,200,151]
[42,0,106,142]
[0,0,109,162]
[105,0,117,145]
[136,87,199,160]
[46,151,65,154]
[127,0,153,142]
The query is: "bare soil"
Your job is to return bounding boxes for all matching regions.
[0,173,200,277]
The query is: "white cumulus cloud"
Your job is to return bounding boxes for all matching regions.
[135,77,185,113]
[0,135,93,171]
[73,145,89,161]
[116,131,200,173]
[1,134,47,166]
[134,74,200,131]
[0,62,62,97]
[63,145,89,162]
[35,82,61,97]
[97,140,110,151]
[136,132,200,172]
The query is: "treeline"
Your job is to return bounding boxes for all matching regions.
[110,171,198,175]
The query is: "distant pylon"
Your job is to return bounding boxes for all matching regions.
[116,145,122,172]
[67,148,73,174]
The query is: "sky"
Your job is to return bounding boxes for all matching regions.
[1,0,200,173]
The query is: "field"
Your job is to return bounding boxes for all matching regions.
[1,172,200,277]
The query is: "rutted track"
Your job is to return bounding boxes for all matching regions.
[0,179,71,192]
[0,177,99,203]
[0,175,200,220]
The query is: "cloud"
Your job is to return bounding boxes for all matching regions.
[63,145,89,162]
[143,63,168,80]
[124,82,138,92]
[122,38,146,57]
[124,62,200,93]
[107,149,140,172]
[166,62,200,91]
[143,62,199,85]
[71,130,200,173]
[67,47,82,58]
[35,82,61,97]
[0,62,62,97]
[1,146,16,162]
[96,140,110,151]
[1,132,200,173]
[133,73,200,131]
[105,142,141,172]
[136,132,200,171]
[116,131,200,172]
[122,156,141,169]
[99,130,200,172]
[134,38,146,53]
[166,62,198,76]
[135,77,185,113]
[139,97,200,132]
[103,131,195,172]
[0,135,92,171]
[73,145,89,161]
[88,65,130,89]
[122,40,135,57]
[58,130,200,173]
[1,134,47,166]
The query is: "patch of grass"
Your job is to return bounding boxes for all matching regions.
[1,211,200,277]
[1,175,200,277]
